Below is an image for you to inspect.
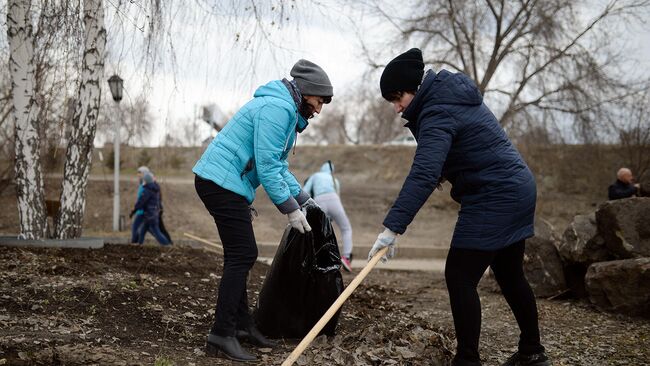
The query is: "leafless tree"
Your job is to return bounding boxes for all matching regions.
[304,77,406,145]
[355,94,405,144]
[613,87,650,179]
[122,95,154,146]
[357,0,650,142]
[7,0,47,239]
[3,0,309,238]
[54,0,106,239]
[307,107,351,145]
[0,56,14,195]
[95,94,153,146]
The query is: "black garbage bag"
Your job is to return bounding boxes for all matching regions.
[254,204,344,339]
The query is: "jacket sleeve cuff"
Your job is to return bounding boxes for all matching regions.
[276,196,300,214]
[382,219,406,235]
[295,190,311,205]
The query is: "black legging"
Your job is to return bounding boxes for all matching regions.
[195,175,257,337]
[445,240,544,365]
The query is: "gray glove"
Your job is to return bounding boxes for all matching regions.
[287,209,312,234]
[368,228,397,263]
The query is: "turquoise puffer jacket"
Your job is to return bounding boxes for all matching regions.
[192,80,309,213]
[304,162,340,197]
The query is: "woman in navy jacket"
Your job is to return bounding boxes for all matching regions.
[131,172,170,245]
[368,49,549,366]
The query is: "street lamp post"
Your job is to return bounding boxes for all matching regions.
[108,75,123,232]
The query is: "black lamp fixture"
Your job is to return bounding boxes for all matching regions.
[107,74,123,102]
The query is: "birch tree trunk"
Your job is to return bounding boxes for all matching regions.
[7,0,47,239]
[54,0,106,239]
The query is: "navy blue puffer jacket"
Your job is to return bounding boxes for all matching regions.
[383,70,536,250]
[133,181,162,223]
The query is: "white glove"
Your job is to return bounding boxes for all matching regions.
[368,228,397,263]
[301,197,320,212]
[287,209,312,234]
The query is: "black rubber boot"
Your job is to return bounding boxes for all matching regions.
[236,325,278,348]
[451,356,482,366]
[205,334,257,362]
[501,351,550,366]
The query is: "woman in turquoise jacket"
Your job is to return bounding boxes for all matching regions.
[193,59,333,362]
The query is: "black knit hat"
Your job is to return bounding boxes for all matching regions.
[380,48,425,100]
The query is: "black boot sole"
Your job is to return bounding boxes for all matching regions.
[236,334,278,348]
[205,342,258,362]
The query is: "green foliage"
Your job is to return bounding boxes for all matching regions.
[137,149,152,168]
[105,150,123,171]
[168,153,184,170]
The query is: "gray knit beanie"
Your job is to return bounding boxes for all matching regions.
[143,172,154,184]
[290,59,333,100]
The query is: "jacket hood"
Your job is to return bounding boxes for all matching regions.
[320,161,334,173]
[144,181,160,193]
[254,80,309,133]
[403,70,483,122]
[254,80,296,105]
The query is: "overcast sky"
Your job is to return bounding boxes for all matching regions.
[89,1,650,146]
[102,1,381,146]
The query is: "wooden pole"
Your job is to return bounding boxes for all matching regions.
[183,232,268,264]
[281,246,389,366]
[183,232,224,253]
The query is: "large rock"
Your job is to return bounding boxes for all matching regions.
[585,258,650,317]
[533,217,559,242]
[480,220,567,297]
[640,182,650,197]
[596,197,650,258]
[557,213,610,265]
[523,219,567,297]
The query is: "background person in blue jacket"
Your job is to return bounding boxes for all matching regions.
[130,172,170,246]
[303,160,354,271]
[367,49,549,366]
[129,166,150,243]
[192,59,332,362]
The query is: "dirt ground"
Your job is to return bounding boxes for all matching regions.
[0,144,619,245]
[1,244,649,365]
[0,170,597,251]
[0,146,637,365]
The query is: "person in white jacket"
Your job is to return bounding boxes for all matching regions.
[304,160,354,271]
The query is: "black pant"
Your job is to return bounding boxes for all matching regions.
[445,240,544,365]
[195,175,257,337]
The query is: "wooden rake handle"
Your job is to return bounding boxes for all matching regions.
[281,246,389,366]
[183,232,223,253]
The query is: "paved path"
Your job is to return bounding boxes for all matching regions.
[257,257,446,272]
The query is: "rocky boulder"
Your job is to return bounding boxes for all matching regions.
[557,213,610,265]
[523,219,567,297]
[640,182,650,197]
[596,197,650,258]
[585,258,650,317]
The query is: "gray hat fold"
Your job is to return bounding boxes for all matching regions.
[290,59,333,98]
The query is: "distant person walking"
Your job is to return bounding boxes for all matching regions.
[304,160,354,272]
[129,172,170,246]
[368,48,549,366]
[157,185,173,244]
[193,59,333,362]
[608,167,640,200]
[130,166,150,243]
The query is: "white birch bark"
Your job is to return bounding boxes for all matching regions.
[54,0,106,239]
[7,0,47,239]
